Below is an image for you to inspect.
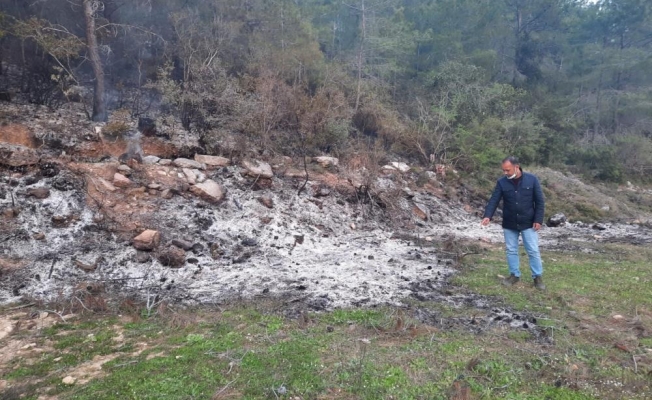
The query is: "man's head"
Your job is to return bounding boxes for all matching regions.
[502,156,521,179]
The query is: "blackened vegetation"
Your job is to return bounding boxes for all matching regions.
[21,61,66,109]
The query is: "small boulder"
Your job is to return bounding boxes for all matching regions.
[62,376,76,385]
[158,246,186,267]
[195,154,230,167]
[547,213,567,227]
[26,187,50,199]
[182,168,197,184]
[412,203,429,221]
[189,179,225,203]
[313,156,339,168]
[133,230,160,251]
[242,159,273,179]
[113,173,133,188]
[142,155,160,164]
[173,158,204,170]
[391,162,410,173]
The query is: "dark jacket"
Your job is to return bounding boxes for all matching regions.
[483,171,545,231]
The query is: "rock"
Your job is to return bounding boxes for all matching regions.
[195,154,230,167]
[313,187,331,197]
[142,155,160,164]
[182,168,196,184]
[26,187,50,199]
[171,239,194,251]
[148,183,162,190]
[189,179,225,203]
[242,159,274,179]
[97,177,117,192]
[547,213,567,227]
[117,164,132,174]
[33,232,45,240]
[412,203,429,221]
[133,230,160,251]
[191,243,204,253]
[135,251,150,263]
[161,189,174,199]
[113,173,133,188]
[158,246,186,267]
[424,171,438,182]
[592,223,607,231]
[391,162,410,173]
[173,158,204,170]
[258,196,274,209]
[601,205,610,211]
[313,156,339,168]
[159,159,172,166]
[241,237,258,247]
[62,376,76,385]
[0,144,39,167]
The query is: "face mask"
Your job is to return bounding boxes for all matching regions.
[507,172,517,179]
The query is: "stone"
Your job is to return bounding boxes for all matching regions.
[391,162,410,173]
[62,376,76,385]
[412,203,429,221]
[173,158,204,170]
[133,230,160,251]
[142,155,160,164]
[182,168,196,184]
[113,173,133,188]
[159,159,172,166]
[242,159,273,179]
[96,178,117,192]
[189,179,225,203]
[135,251,150,263]
[313,156,339,168]
[158,246,186,267]
[117,164,132,173]
[161,189,174,199]
[313,187,331,197]
[592,223,607,231]
[171,239,194,251]
[547,213,567,227]
[258,196,274,209]
[148,183,162,190]
[33,232,45,240]
[195,154,230,167]
[26,187,50,199]
[0,144,39,167]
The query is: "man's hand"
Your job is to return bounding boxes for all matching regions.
[481,217,491,226]
[533,223,541,231]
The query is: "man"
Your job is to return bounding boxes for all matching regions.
[481,156,546,290]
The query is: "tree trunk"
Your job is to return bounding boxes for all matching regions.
[83,0,107,122]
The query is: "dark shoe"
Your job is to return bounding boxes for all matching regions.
[533,276,546,290]
[502,274,520,286]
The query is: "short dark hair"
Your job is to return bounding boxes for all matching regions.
[502,156,519,165]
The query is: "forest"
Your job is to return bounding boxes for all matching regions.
[0,0,651,182]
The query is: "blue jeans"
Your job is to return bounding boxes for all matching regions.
[503,228,543,278]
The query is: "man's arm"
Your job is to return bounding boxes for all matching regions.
[482,182,502,225]
[533,176,545,225]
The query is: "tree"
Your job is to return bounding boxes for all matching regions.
[83,0,107,121]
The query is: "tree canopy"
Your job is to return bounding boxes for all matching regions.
[1,0,651,180]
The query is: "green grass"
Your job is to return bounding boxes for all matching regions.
[2,243,651,399]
